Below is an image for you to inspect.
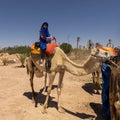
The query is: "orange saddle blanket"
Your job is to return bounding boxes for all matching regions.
[46,42,58,55]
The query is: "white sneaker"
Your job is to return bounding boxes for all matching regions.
[40,59,43,64]
[40,59,43,67]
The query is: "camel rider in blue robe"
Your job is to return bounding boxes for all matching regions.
[39,22,56,70]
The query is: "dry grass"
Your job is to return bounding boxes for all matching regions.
[68,49,90,61]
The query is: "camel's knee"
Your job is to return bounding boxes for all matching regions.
[47,87,52,95]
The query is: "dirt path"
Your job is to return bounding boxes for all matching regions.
[0,64,104,120]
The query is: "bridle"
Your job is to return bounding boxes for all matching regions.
[91,54,118,68]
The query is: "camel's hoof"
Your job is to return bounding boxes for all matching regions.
[41,107,47,114]
[58,107,65,113]
[96,90,101,95]
[42,91,47,95]
[93,90,101,94]
[93,90,97,94]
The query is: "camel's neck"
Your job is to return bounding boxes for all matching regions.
[51,47,101,76]
[63,55,101,76]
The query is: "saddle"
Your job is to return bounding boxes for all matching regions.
[30,42,58,72]
[31,42,41,55]
[31,42,57,55]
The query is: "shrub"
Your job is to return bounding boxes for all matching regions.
[60,43,72,54]
[1,57,9,66]
[17,54,27,67]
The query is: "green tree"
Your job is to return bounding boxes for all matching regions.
[77,37,80,49]
[60,43,72,54]
[0,45,30,56]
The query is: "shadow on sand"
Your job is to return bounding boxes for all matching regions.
[23,84,105,120]
[82,83,106,120]
[23,85,58,109]
[90,102,106,120]
[82,82,95,95]
[63,107,95,119]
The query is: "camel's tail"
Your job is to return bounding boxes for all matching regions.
[26,63,29,75]
[25,57,30,75]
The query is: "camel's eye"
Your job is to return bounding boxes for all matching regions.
[105,52,108,56]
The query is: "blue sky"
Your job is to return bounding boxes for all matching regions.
[0,0,120,48]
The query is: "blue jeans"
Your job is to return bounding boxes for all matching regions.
[101,62,111,118]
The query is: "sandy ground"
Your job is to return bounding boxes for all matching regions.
[0,63,105,120]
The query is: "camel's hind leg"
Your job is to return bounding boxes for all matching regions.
[57,70,65,113]
[26,57,36,103]
[42,72,56,113]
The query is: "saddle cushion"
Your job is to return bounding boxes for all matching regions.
[31,43,41,54]
[46,42,58,55]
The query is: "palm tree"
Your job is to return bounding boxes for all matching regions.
[95,42,102,47]
[77,37,80,49]
[87,40,94,50]
[106,39,114,48]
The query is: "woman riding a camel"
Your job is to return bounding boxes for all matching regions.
[39,22,56,62]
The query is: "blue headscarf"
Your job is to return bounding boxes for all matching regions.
[40,22,50,42]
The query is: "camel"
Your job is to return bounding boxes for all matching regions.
[108,54,120,120]
[26,46,114,113]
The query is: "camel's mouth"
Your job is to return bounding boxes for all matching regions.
[91,53,110,60]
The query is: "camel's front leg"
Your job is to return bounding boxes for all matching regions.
[29,71,35,103]
[43,72,47,93]
[57,70,65,113]
[42,72,56,113]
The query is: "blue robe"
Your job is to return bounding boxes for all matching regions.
[39,27,51,51]
[101,62,111,119]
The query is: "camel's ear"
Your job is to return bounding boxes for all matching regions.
[92,47,99,56]
[96,48,99,54]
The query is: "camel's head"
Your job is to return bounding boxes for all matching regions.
[91,46,117,60]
